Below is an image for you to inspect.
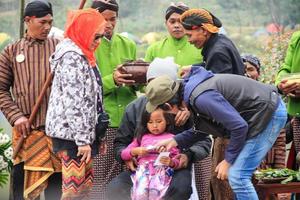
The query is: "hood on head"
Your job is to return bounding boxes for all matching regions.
[49,39,84,72]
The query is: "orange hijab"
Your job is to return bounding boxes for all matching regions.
[64,8,106,66]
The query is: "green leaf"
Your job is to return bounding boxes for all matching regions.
[296,172,300,181]
[281,175,294,184]
[0,172,9,188]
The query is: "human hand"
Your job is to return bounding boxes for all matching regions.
[131,147,148,157]
[175,103,190,126]
[77,145,91,163]
[288,88,300,98]
[159,156,174,167]
[125,158,137,171]
[14,116,30,138]
[278,79,299,95]
[155,138,178,152]
[113,66,135,86]
[215,159,231,180]
[179,66,191,78]
[173,153,189,169]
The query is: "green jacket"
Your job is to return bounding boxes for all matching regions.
[144,36,202,66]
[276,31,300,116]
[95,34,137,127]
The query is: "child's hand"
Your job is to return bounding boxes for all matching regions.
[125,158,138,171]
[159,156,174,167]
[131,147,148,157]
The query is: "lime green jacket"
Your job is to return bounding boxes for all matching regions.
[276,31,300,116]
[95,34,137,127]
[144,36,202,66]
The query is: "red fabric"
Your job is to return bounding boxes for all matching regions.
[64,8,106,66]
[287,142,296,169]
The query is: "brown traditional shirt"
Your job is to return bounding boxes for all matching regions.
[0,34,59,128]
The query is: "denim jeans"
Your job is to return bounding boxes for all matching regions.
[228,99,287,200]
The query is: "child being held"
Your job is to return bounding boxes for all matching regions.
[121,107,180,200]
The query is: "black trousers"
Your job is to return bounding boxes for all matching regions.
[107,167,192,200]
[9,162,62,200]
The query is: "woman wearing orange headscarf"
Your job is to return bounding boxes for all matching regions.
[45,8,106,199]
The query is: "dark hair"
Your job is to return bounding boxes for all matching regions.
[135,108,175,144]
[241,54,261,74]
[91,0,119,13]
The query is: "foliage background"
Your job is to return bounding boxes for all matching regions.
[1,0,300,54]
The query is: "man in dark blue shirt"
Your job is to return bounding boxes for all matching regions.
[178,8,245,199]
[145,67,287,200]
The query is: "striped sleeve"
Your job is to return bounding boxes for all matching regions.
[0,44,24,125]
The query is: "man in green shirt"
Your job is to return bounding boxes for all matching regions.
[91,1,137,199]
[276,31,300,120]
[276,32,300,195]
[145,3,209,200]
[144,2,202,67]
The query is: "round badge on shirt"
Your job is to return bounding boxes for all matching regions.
[16,54,25,63]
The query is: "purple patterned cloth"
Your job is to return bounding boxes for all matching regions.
[131,162,173,200]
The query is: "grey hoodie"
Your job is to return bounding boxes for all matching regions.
[46,39,101,146]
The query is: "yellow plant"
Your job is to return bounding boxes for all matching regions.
[0,33,10,44]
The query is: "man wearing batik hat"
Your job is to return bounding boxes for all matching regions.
[0,0,61,199]
[180,8,245,200]
[90,0,137,199]
[180,8,244,75]
[145,2,202,67]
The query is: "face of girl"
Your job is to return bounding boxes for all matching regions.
[147,109,167,135]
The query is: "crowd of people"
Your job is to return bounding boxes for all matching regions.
[0,0,299,200]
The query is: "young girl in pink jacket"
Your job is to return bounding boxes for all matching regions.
[121,107,181,200]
